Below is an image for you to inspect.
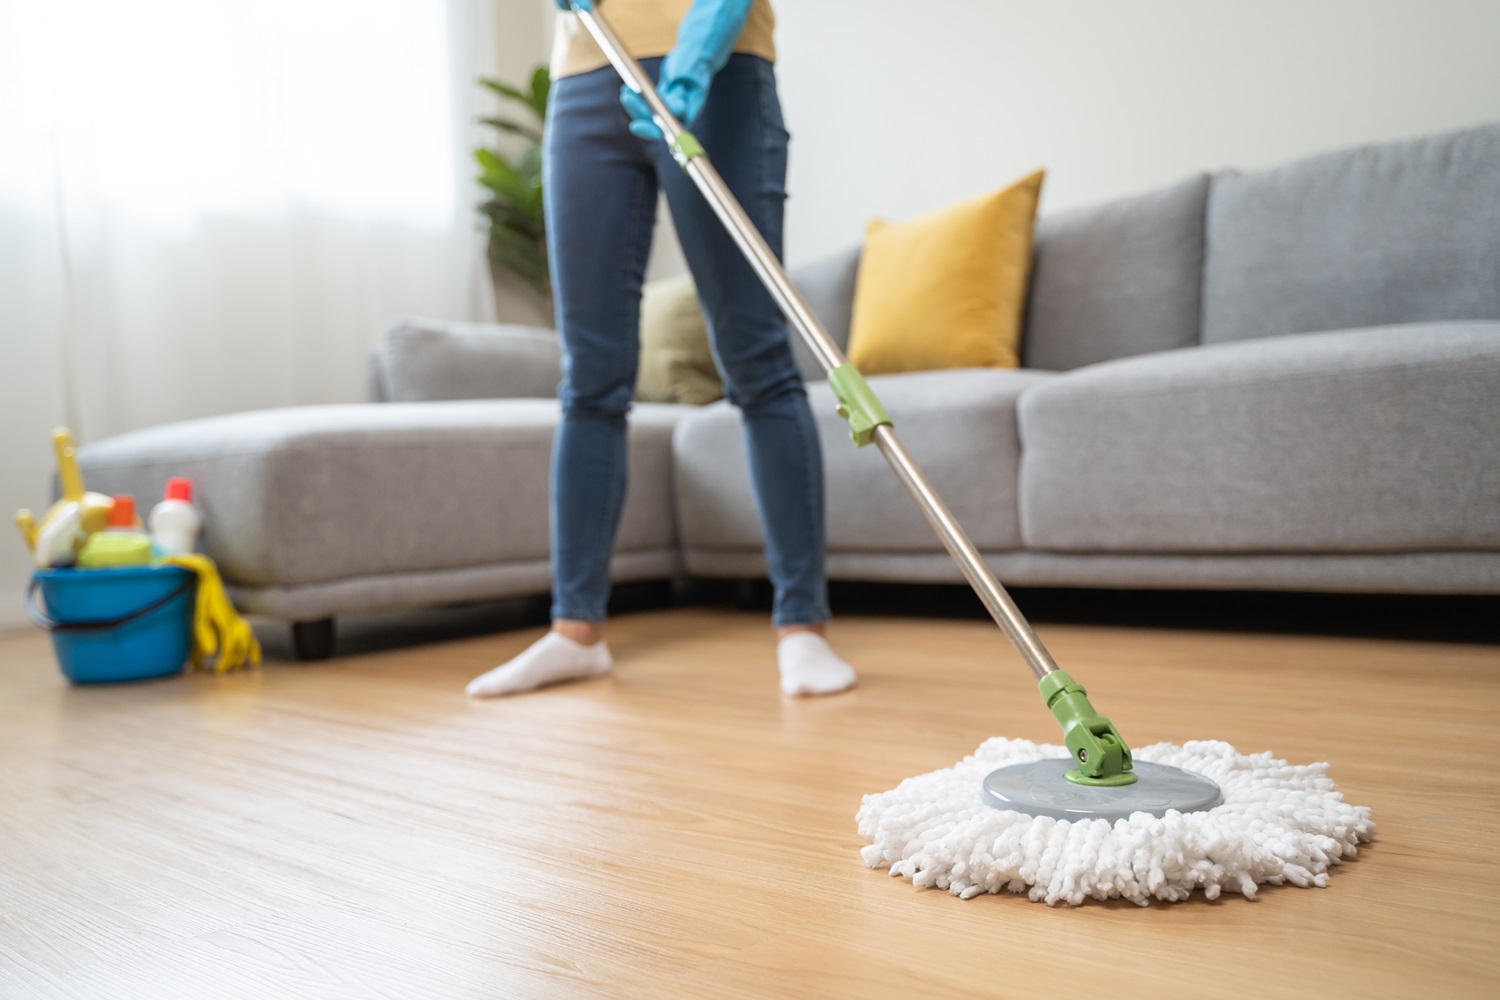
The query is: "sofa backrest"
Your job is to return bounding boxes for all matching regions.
[787,245,860,382]
[1021,174,1210,371]
[741,122,1500,376]
[1201,122,1500,345]
[372,319,563,402]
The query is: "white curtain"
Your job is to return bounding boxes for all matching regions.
[0,0,543,624]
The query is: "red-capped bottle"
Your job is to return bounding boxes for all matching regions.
[149,478,201,556]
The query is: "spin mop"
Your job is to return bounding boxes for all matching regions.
[567,3,1374,906]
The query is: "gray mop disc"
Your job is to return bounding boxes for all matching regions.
[981,758,1224,821]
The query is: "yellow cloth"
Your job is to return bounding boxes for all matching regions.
[552,0,777,80]
[634,273,724,405]
[846,171,1046,376]
[157,554,261,674]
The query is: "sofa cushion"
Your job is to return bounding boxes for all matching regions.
[1017,321,1500,553]
[1022,173,1210,371]
[1202,123,1500,344]
[76,400,688,589]
[376,320,563,402]
[635,273,723,406]
[847,171,1044,375]
[674,368,1056,559]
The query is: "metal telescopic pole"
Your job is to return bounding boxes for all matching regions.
[572,7,1059,682]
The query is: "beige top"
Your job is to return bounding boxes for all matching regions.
[552,0,776,79]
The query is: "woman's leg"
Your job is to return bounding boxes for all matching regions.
[469,67,658,697]
[654,56,854,694]
[547,70,659,632]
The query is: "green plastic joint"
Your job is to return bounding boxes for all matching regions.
[826,363,893,447]
[670,131,706,169]
[1039,670,1136,786]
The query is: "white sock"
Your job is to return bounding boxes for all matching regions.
[777,632,857,697]
[466,632,612,697]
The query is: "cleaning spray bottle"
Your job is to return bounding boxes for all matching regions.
[77,495,153,568]
[148,478,201,556]
[24,428,116,567]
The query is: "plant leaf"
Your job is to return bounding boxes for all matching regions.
[475,147,519,183]
[516,146,543,184]
[480,150,534,199]
[475,149,542,218]
[479,196,543,236]
[478,116,544,143]
[480,76,530,105]
[527,66,551,119]
[487,223,549,296]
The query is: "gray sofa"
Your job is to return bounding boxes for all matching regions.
[77,123,1500,656]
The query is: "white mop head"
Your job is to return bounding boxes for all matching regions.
[857,738,1374,906]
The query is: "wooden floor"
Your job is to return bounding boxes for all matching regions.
[2,605,1498,999]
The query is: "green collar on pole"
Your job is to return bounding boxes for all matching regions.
[1039,670,1136,786]
[670,131,706,169]
[827,364,892,448]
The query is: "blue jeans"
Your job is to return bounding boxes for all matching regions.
[543,55,829,629]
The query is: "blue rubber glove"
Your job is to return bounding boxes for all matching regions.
[553,0,590,10]
[619,0,754,141]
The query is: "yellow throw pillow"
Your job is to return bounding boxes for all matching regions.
[634,272,724,406]
[846,170,1045,375]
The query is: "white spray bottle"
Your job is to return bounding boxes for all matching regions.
[149,477,201,556]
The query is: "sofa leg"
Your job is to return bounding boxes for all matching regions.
[292,618,336,661]
[734,578,772,612]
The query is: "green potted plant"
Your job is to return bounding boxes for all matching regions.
[475,66,550,317]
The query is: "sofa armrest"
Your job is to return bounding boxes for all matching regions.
[372,318,562,402]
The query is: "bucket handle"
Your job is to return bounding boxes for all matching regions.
[27,573,195,633]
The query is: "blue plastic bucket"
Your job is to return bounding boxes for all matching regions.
[28,565,197,684]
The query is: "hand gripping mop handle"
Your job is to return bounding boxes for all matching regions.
[571,4,1132,784]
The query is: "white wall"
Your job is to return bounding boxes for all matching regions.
[772,0,1500,264]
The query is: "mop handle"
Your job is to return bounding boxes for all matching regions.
[571,6,1060,683]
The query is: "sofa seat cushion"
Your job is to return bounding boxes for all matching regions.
[1202,123,1500,344]
[76,400,689,588]
[674,367,1056,557]
[1017,321,1500,553]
